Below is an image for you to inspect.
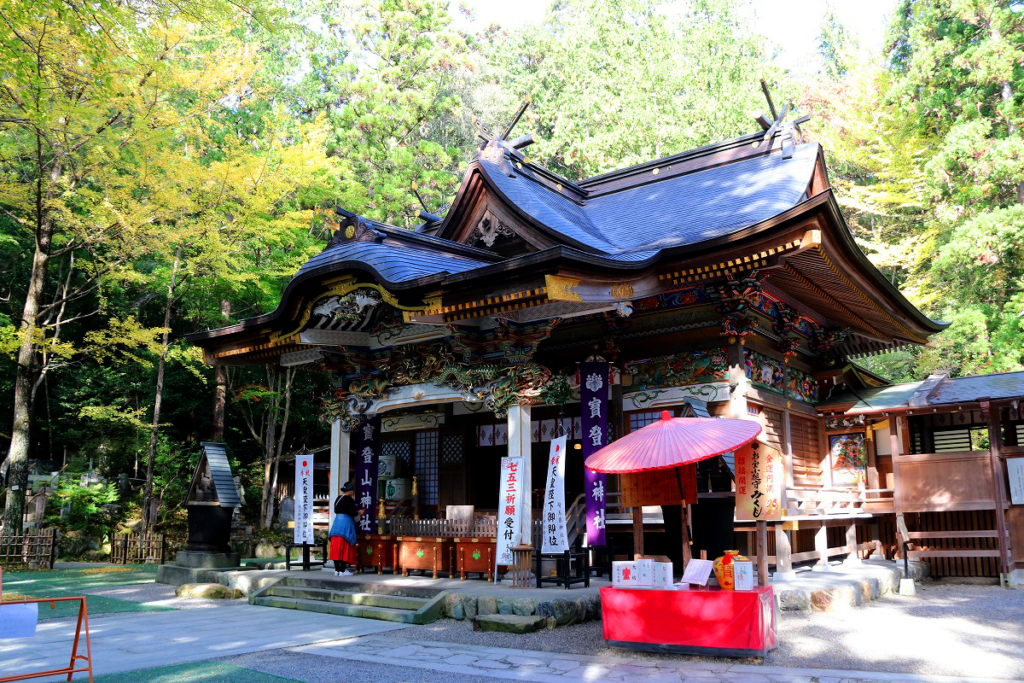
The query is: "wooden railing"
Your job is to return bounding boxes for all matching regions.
[736,518,881,571]
[387,517,497,537]
[0,528,55,569]
[109,533,166,565]
[784,486,894,517]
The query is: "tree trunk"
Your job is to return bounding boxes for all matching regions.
[2,149,58,534]
[264,368,294,528]
[142,248,182,530]
[259,367,280,528]
[211,300,231,442]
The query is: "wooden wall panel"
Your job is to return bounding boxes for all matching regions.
[898,453,996,512]
[759,405,785,452]
[1008,505,1024,566]
[790,415,823,487]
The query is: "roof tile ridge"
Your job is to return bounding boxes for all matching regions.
[583,140,820,201]
[577,130,770,188]
[372,224,501,262]
[908,374,948,407]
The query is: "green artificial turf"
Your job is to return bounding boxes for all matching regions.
[93,661,299,682]
[2,564,170,619]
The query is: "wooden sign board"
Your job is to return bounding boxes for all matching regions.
[735,442,783,521]
[620,464,697,507]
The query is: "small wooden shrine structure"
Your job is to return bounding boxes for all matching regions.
[187,99,1023,584]
[184,442,240,554]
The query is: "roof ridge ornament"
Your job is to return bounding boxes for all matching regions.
[753,77,809,159]
[472,95,536,176]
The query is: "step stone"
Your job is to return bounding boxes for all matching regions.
[255,596,426,624]
[267,585,428,610]
[473,614,550,634]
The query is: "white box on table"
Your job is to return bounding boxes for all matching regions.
[651,561,673,589]
[612,561,638,587]
[633,559,654,586]
[733,560,754,590]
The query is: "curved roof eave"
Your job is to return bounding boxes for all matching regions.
[818,191,948,335]
[187,190,944,345]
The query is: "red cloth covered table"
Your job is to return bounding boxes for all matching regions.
[600,585,776,657]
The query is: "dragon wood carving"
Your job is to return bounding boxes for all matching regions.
[320,340,555,427]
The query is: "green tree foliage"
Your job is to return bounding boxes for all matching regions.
[484,0,779,179]
[886,0,1024,375]
[280,0,476,224]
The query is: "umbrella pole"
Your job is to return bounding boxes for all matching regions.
[676,468,692,567]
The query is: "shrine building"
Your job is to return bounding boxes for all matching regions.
[187,103,1024,585]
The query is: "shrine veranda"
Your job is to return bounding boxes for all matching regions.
[187,107,1024,585]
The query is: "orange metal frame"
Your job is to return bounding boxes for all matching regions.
[0,567,94,682]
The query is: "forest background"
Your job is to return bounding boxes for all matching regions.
[0,0,1020,543]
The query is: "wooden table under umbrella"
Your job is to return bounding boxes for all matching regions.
[584,410,761,566]
[585,411,776,658]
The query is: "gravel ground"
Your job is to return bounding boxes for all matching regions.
[226,648,489,683]
[378,582,1024,679]
[81,581,236,611]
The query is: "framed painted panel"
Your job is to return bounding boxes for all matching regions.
[478,424,494,448]
[494,423,509,446]
[829,432,867,486]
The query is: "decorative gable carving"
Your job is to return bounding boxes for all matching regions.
[469,210,516,248]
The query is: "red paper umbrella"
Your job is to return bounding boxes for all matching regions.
[585,411,761,474]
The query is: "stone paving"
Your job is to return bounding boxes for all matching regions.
[289,635,1024,683]
[0,601,406,679]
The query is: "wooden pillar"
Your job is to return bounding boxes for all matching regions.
[814,522,830,570]
[632,507,644,557]
[328,420,350,529]
[508,404,533,549]
[756,519,768,585]
[681,504,692,566]
[890,414,908,559]
[870,520,884,558]
[774,524,794,577]
[727,341,748,419]
[981,400,1012,579]
[865,422,879,491]
[845,521,861,564]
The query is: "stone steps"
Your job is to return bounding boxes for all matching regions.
[267,585,431,611]
[249,576,446,625]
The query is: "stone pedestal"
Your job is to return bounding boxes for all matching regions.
[175,550,241,569]
[155,550,243,586]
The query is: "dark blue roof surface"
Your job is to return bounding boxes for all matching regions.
[296,240,490,283]
[480,144,819,255]
[199,442,241,508]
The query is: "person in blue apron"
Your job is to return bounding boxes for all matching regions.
[329,482,363,576]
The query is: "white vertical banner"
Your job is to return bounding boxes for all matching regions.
[541,436,569,554]
[294,453,315,544]
[495,456,524,566]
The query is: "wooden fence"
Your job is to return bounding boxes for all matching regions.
[0,528,56,569]
[110,533,166,565]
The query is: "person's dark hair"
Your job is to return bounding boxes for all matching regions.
[341,481,355,493]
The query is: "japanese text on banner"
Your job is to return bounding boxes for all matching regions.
[354,416,381,534]
[580,361,609,546]
[495,456,523,565]
[735,441,783,521]
[294,453,315,544]
[542,436,569,553]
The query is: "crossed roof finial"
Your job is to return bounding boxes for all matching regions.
[472,94,535,152]
[754,77,809,159]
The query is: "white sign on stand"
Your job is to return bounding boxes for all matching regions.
[294,453,315,544]
[0,602,39,639]
[680,559,714,587]
[541,436,569,554]
[496,456,524,567]
[1008,458,1024,505]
